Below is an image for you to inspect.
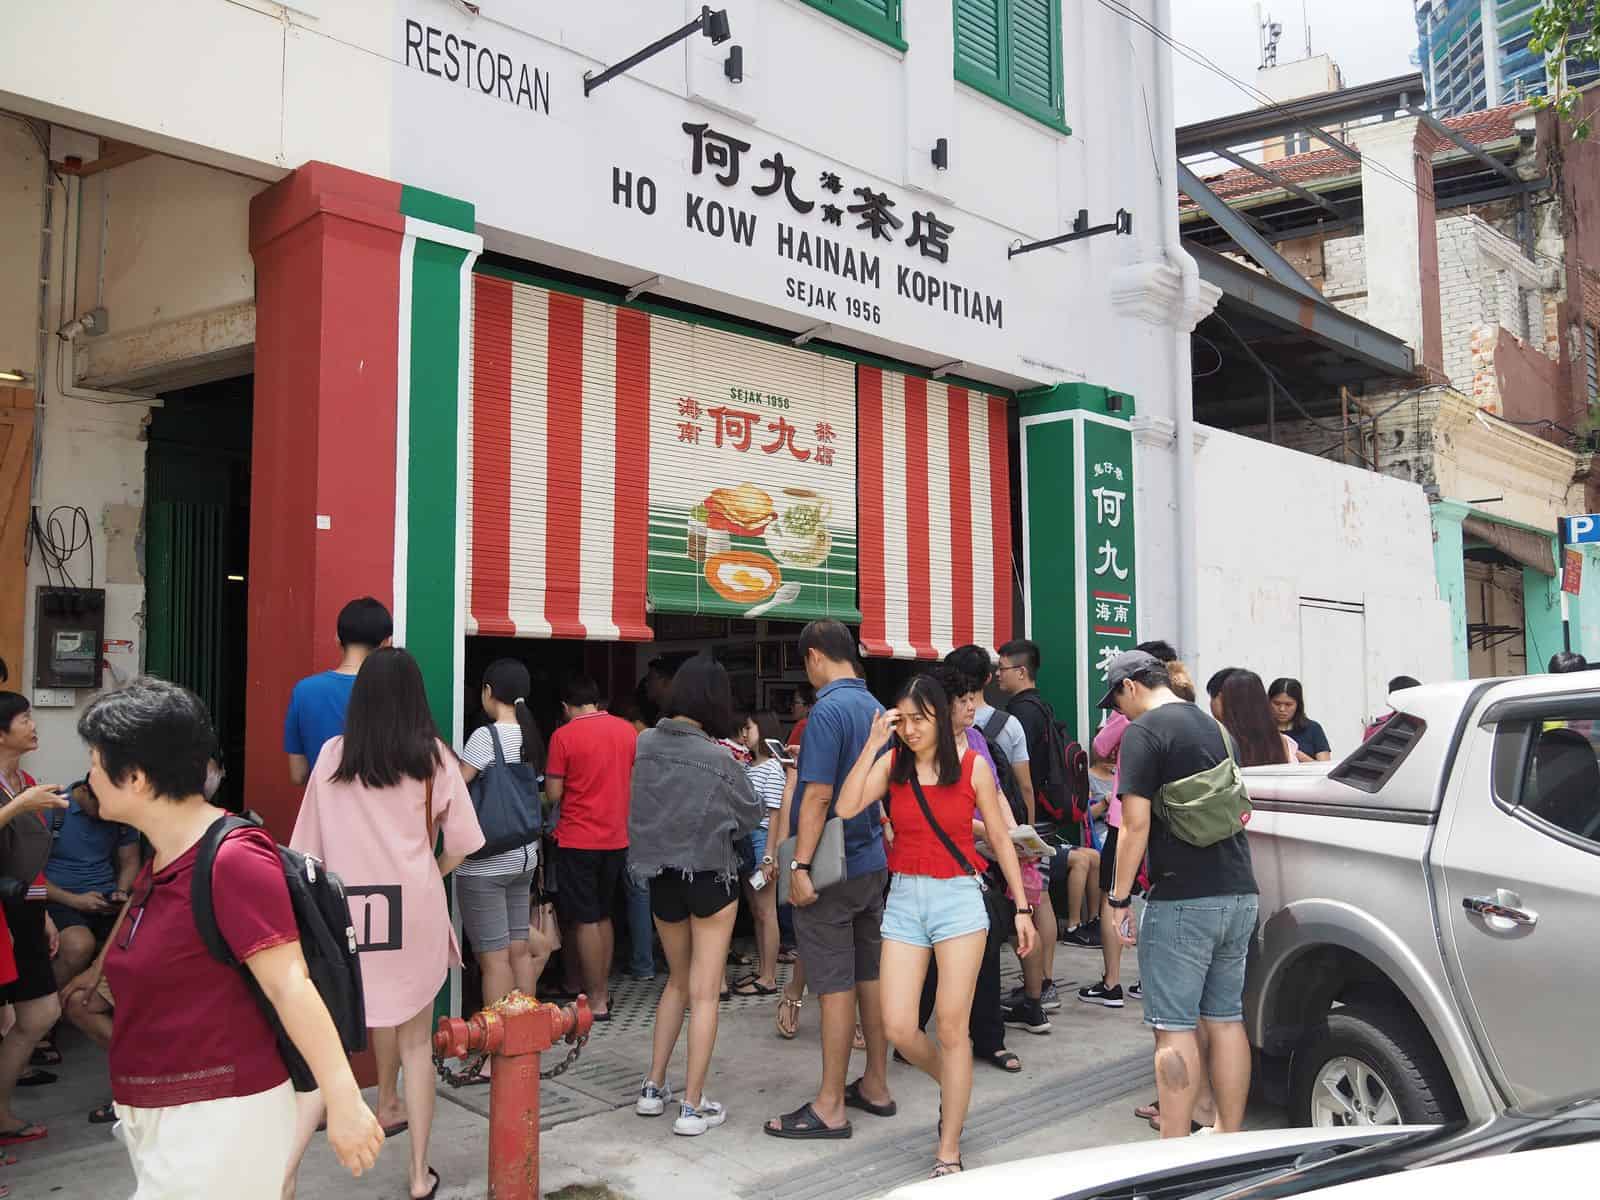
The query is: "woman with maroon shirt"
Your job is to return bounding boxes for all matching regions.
[0,692,67,1152]
[835,675,1035,1180]
[72,678,383,1199]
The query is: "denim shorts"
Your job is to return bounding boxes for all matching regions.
[880,873,990,950]
[1138,893,1259,1032]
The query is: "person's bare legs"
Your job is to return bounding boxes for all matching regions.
[1099,896,1124,988]
[878,941,935,1076]
[1066,851,1099,929]
[0,993,58,1132]
[742,878,780,990]
[507,939,538,995]
[1036,893,1059,986]
[776,956,806,1038]
[929,933,983,1165]
[369,1026,406,1127]
[1200,1019,1249,1132]
[574,919,614,1016]
[397,1004,438,1198]
[776,989,854,1129]
[1153,1030,1204,1138]
[647,916,692,1089]
[479,949,513,1005]
[682,904,737,1105]
[51,927,96,988]
[853,977,891,1107]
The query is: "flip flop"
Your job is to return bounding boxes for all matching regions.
[986,1049,1022,1073]
[777,947,799,964]
[89,1101,117,1125]
[844,1079,896,1118]
[730,978,779,997]
[1134,1099,1160,1122]
[30,1043,61,1067]
[383,1120,409,1137]
[763,1103,851,1140]
[775,995,802,1039]
[16,1069,56,1087]
[0,1123,46,1146]
[411,1167,440,1200]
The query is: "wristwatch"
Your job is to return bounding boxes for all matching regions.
[760,855,775,866]
[791,861,812,874]
[1107,893,1133,909]
[1015,905,1036,916]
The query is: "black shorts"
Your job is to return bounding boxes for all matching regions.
[555,847,627,925]
[1,899,58,1004]
[47,902,116,942]
[649,871,737,923]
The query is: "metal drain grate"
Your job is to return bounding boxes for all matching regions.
[739,1050,1155,1200]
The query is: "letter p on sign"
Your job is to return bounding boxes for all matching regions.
[1566,515,1598,544]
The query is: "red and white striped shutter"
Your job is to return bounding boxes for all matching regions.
[466,274,651,640]
[857,366,1012,660]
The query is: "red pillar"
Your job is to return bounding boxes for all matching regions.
[246,163,405,839]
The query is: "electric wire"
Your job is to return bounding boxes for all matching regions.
[26,505,93,590]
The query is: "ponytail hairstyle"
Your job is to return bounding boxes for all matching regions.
[483,658,545,774]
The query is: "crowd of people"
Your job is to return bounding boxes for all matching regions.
[0,591,1443,1197]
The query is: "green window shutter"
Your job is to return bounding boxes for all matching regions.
[1007,0,1058,118]
[955,0,1005,89]
[803,0,907,51]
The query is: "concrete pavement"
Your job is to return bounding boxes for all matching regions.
[11,937,1286,1198]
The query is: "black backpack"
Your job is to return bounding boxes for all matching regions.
[191,815,367,1092]
[1009,692,1090,829]
[979,708,1031,826]
[467,725,543,858]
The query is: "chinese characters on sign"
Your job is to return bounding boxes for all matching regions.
[606,122,1006,335]
[1082,426,1137,708]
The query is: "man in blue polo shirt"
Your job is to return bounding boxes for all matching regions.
[45,778,140,989]
[284,596,392,785]
[765,619,894,1140]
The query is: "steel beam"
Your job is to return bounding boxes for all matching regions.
[1178,163,1326,304]
[1188,242,1415,379]
[1408,107,1522,185]
[1177,71,1423,157]
[1210,148,1348,218]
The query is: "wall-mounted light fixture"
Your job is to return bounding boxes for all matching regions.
[1106,394,1124,413]
[585,6,731,97]
[724,44,743,83]
[931,137,949,171]
[0,369,30,384]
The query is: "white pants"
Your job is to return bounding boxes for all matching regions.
[115,1080,296,1199]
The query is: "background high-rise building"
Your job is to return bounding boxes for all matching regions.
[1416,0,1599,116]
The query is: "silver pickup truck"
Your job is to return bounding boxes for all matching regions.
[1240,674,1600,1128]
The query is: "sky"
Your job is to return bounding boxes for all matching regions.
[1170,0,1422,125]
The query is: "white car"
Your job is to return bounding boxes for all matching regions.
[884,1094,1600,1200]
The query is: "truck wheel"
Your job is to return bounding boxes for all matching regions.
[1290,1004,1460,1128]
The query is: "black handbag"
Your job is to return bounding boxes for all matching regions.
[905,774,1015,931]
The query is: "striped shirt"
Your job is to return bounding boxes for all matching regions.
[745,757,786,830]
[454,723,541,877]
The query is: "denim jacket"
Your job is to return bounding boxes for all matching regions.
[627,719,764,882]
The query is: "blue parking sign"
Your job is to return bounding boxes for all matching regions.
[1560,514,1600,545]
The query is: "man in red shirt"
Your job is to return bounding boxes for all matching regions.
[546,675,638,1022]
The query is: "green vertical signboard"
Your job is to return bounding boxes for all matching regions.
[1019,385,1137,745]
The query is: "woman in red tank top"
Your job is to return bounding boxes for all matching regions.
[836,674,1035,1180]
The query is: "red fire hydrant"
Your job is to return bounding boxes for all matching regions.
[434,990,593,1200]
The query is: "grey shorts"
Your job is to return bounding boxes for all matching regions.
[791,869,887,996]
[456,869,537,953]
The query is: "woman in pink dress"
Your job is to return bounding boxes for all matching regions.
[287,648,484,1200]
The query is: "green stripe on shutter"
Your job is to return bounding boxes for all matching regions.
[1008,0,1056,111]
[802,0,907,50]
[955,0,1004,83]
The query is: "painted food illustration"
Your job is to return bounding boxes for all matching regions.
[705,483,777,535]
[705,550,782,604]
[765,487,833,568]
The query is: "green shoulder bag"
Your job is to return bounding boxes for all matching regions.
[1153,726,1252,848]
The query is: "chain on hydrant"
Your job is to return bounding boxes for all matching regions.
[434,990,593,1200]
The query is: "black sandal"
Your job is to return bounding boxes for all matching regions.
[986,1049,1022,1073]
[30,1043,61,1068]
[763,1103,852,1140]
[730,977,779,997]
[931,1159,964,1178]
[88,1102,117,1125]
[843,1079,897,1118]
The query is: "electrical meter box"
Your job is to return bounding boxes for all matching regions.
[34,587,105,690]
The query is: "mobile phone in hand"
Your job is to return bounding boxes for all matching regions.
[764,738,796,767]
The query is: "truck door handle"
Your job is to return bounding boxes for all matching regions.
[1463,894,1539,926]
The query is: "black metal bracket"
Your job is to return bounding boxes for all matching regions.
[584,6,730,97]
[1008,209,1133,259]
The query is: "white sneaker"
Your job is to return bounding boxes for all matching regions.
[636,1080,673,1116]
[673,1098,727,1136]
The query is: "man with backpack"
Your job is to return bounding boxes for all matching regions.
[1101,651,1258,1139]
[992,639,1067,1016]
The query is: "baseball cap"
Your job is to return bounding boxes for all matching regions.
[1096,649,1162,711]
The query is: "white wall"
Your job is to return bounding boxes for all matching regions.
[1193,426,1454,756]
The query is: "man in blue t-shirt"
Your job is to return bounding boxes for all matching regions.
[284,596,392,785]
[765,620,894,1140]
[45,778,140,988]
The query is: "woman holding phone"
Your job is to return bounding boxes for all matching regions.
[728,712,785,999]
[835,674,1035,1179]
